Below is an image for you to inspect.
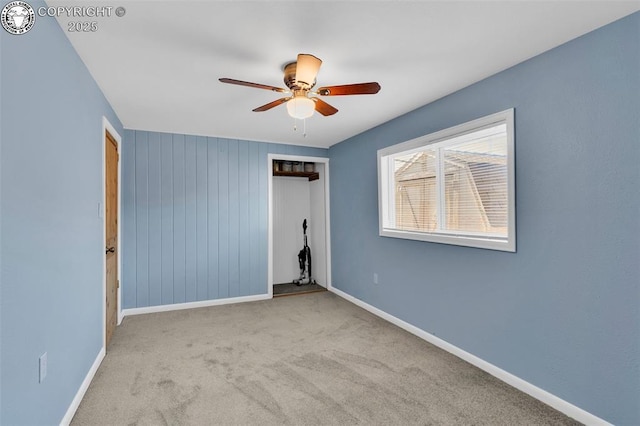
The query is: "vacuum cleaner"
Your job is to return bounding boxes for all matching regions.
[293,219,313,286]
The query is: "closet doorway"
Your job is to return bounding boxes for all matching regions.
[268,154,331,297]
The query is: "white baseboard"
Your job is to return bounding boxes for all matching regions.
[60,347,105,426]
[329,287,611,426]
[122,293,271,317]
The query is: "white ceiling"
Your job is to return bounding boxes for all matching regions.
[50,1,639,148]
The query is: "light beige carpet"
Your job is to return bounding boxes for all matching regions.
[72,292,580,425]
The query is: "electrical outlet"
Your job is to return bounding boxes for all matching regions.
[39,352,47,383]
[373,273,379,285]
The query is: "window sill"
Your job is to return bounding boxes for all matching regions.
[380,228,515,252]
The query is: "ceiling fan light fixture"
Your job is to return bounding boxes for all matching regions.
[286,96,315,119]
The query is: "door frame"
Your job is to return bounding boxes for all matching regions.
[267,154,332,298]
[102,117,123,348]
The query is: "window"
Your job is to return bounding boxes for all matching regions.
[378,109,515,252]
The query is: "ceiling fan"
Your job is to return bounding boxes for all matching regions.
[219,53,381,119]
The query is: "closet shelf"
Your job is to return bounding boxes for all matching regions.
[273,171,319,181]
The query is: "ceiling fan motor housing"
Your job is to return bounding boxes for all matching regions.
[284,62,315,91]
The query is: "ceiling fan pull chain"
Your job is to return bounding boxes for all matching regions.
[303,118,307,138]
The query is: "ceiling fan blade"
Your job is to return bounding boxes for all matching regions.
[312,98,338,116]
[219,78,287,93]
[295,54,322,87]
[316,82,381,96]
[252,97,291,112]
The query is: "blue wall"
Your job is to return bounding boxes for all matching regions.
[0,1,124,423]
[329,13,639,425]
[122,130,326,308]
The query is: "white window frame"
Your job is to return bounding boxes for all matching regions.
[377,109,516,252]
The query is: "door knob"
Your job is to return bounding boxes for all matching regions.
[106,247,115,254]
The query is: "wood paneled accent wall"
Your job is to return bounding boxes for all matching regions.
[122,130,327,309]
